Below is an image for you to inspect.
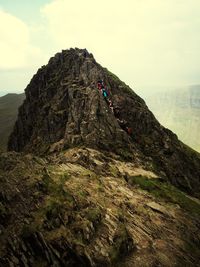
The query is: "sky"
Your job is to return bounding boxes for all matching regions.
[0,0,200,96]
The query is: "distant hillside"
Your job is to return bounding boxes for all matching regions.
[144,85,200,152]
[0,93,25,151]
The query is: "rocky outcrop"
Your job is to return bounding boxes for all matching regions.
[0,149,200,267]
[8,48,200,197]
[8,49,135,155]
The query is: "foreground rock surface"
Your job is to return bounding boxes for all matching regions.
[0,149,200,267]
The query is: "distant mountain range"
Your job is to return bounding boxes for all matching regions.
[0,93,25,151]
[144,85,200,152]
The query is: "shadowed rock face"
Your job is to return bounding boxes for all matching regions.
[0,93,25,151]
[8,48,200,197]
[8,48,141,155]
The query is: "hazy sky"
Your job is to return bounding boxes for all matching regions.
[0,0,200,96]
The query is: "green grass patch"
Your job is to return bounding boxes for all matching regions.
[86,207,102,223]
[81,169,97,179]
[45,199,65,220]
[76,190,88,199]
[128,175,200,217]
[23,170,75,236]
[109,165,120,177]
[60,171,70,182]
[40,169,73,200]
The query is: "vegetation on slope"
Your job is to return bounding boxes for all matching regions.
[0,148,200,266]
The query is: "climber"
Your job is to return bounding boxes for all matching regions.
[97,80,109,99]
[96,81,133,136]
[116,118,133,136]
[97,80,103,91]
[102,88,109,99]
[116,118,128,131]
[108,99,114,113]
[127,127,133,135]
[97,80,106,90]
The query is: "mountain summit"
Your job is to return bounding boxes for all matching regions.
[8,48,200,197]
[8,48,140,154]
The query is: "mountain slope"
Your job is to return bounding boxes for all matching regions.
[8,48,200,197]
[1,48,200,266]
[145,85,200,152]
[0,149,200,267]
[0,93,25,151]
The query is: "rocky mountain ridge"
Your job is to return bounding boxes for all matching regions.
[8,48,200,197]
[0,48,200,266]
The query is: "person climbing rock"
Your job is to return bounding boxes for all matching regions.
[116,118,132,136]
[116,118,128,131]
[97,80,109,99]
[108,99,114,113]
[127,127,133,135]
[97,80,103,91]
[102,88,109,99]
[96,81,133,136]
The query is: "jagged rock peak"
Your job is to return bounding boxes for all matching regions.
[8,47,144,155]
[8,48,200,197]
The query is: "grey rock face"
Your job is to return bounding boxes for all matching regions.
[8,49,133,154]
[8,48,200,197]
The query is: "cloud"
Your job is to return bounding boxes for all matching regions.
[1,0,200,93]
[0,8,43,70]
[41,0,200,88]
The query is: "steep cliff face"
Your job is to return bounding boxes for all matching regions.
[8,48,200,197]
[8,48,142,155]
